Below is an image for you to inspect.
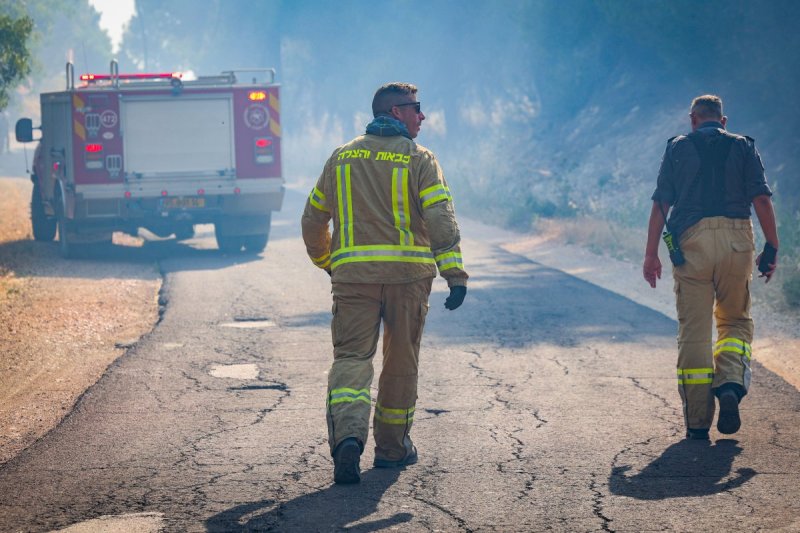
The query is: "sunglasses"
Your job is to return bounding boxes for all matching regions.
[395,102,421,113]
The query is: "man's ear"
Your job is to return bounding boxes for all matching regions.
[720,116,728,128]
[389,106,401,120]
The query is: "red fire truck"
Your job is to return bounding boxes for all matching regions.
[15,61,284,257]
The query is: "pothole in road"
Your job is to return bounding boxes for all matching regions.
[209,363,260,380]
[220,316,276,329]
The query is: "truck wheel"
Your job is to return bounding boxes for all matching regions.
[243,233,269,254]
[214,219,244,253]
[31,182,57,242]
[216,233,244,253]
[174,223,195,241]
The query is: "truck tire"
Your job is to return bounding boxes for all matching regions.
[31,182,57,242]
[174,223,195,241]
[215,233,244,253]
[214,217,243,253]
[243,233,269,254]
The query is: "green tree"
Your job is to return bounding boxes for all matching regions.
[0,12,33,110]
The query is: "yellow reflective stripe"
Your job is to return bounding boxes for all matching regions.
[677,368,714,385]
[376,404,416,415]
[312,252,331,269]
[336,165,354,249]
[392,167,414,246]
[420,183,451,208]
[375,403,415,425]
[330,245,435,269]
[328,388,370,406]
[714,338,752,360]
[309,187,327,211]
[435,251,463,271]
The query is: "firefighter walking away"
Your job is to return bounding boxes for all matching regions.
[643,94,779,441]
[302,82,469,484]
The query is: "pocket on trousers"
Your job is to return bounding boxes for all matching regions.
[730,241,755,276]
[731,241,754,253]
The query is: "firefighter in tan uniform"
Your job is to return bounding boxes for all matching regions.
[302,82,468,484]
[643,95,779,441]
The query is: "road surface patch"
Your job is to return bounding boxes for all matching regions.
[209,363,260,380]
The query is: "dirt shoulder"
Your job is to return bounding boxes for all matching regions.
[0,176,160,464]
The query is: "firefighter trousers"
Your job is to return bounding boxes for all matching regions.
[326,278,432,462]
[674,217,754,431]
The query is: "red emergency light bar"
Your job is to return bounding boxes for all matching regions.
[85,143,103,153]
[80,72,182,81]
[255,138,273,148]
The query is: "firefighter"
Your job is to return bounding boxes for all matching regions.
[302,82,469,484]
[643,94,779,440]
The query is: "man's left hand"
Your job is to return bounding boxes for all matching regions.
[445,286,467,310]
[643,255,662,288]
[755,250,777,283]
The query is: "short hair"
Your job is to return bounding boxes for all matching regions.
[372,82,417,117]
[690,94,723,120]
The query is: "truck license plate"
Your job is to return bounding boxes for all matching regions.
[161,197,206,209]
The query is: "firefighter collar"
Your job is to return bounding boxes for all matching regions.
[366,115,412,140]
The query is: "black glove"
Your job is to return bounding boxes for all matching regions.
[757,242,778,274]
[444,286,467,310]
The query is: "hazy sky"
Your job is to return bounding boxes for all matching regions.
[88,0,135,53]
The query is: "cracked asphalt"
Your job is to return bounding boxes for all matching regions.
[1,188,799,532]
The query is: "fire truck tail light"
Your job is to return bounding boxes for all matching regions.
[85,143,103,153]
[234,187,241,195]
[254,136,274,164]
[249,91,267,101]
[124,191,132,199]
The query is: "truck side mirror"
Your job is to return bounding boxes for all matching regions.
[15,118,34,143]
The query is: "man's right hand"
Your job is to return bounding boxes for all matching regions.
[643,255,662,288]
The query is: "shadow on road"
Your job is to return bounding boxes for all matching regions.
[608,438,756,499]
[206,469,409,532]
[0,233,266,278]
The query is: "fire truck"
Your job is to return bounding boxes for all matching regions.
[15,61,284,258]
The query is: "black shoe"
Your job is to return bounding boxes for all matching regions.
[374,446,418,468]
[686,428,710,440]
[717,389,741,435]
[333,438,361,484]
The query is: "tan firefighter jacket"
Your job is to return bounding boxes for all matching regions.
[301,133,468,287]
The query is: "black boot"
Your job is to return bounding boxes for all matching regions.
[333,438,361,484]
[716,384,743,435]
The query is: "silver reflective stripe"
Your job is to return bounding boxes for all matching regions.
[334,248,434,260]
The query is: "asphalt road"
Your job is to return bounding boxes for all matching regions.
[1,188,799,532]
